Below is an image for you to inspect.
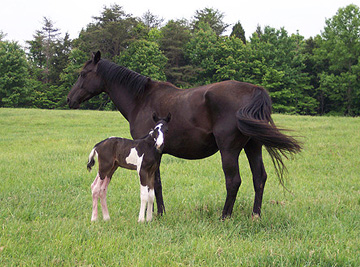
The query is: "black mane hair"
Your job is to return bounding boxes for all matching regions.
[97,59,150,96]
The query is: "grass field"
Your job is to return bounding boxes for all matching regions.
[0,108,359,266]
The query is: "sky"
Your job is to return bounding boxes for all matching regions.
[0,0,357,47]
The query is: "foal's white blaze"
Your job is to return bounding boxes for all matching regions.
[154,123,164,149]
[125,148,144,174]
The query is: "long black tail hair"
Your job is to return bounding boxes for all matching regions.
[236,87,302,185]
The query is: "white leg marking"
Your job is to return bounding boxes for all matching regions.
[100,177,111,221]
[146,189,155,222]
[91,173,101,221]
[138,185,149,223]
[125,148,144,175]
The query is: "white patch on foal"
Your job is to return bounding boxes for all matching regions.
[154,123,164,149]
[125,147,144,174]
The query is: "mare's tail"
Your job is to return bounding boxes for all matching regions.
[236,87,302,184]
[87,148,97,172]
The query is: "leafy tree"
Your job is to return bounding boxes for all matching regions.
[185,22,219,84]
[141,10,164,29]
[40,17,61,81]
[159,19,193,87]
[116,39,167,81]
[0,31,7,41]
[213,36,248,82]
[230,21,246,44]
[0,41,32,107]
[247,27,316,114]
[25,18,72,109]
[191,8,229,36]
[315,4,360,115]
[77,4,143,59]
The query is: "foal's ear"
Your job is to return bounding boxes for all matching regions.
[152,112,159,122]
[165,113,171,123]
[92,51,101,64]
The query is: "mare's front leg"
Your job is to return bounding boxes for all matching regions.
[154,168,165,215]
[244,140,267,219]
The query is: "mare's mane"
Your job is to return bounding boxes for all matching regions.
[96,59,150,96]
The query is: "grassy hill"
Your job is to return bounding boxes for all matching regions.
[0,108,359,266]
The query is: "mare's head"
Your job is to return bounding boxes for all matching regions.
[151,113,171,152]
[67,51,104,109]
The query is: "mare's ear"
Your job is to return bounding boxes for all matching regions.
[165,113,171,123]
[92,51,101,64]
[152,112,159,122]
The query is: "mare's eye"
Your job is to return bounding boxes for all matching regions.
[80,72,87,78]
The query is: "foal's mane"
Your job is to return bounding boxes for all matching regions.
[97,59,150,97]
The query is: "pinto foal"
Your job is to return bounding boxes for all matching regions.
[87,113,171,222]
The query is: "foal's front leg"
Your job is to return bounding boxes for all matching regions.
[138,171,155,222]
[146,188,155,222]
[138,185,155,222]
[138,184,148,222]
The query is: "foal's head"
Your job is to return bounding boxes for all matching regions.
[67,51,104,109]
[151,113,171,152]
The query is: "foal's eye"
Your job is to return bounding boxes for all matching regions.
[80,72,87,78]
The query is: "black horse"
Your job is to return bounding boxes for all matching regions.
[67,51,301,219]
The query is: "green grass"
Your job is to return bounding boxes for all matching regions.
[0,108,359,266]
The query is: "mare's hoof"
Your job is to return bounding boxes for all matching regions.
[252,213,261,221]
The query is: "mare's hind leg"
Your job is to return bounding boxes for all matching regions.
[219,149,242,219]
[244,139,267,218]
[154,168,165,215]
[215,129,249,219]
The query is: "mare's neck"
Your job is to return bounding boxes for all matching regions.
[107,85,137,121]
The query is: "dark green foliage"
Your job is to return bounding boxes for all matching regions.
[0,41,31,107]
[191,7,229,36]
[115,39,167,81]
[230,21,246,44]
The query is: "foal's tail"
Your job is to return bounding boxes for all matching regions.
[236,87,302,184]
[87,148,97,172]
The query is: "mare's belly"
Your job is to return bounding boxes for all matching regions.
[163,132,218,159]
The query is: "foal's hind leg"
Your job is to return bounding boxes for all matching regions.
[244,140,267,218]
[99,176,111,221]
[91,173,101,221]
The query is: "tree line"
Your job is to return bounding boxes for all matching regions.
[1,4,360,115]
